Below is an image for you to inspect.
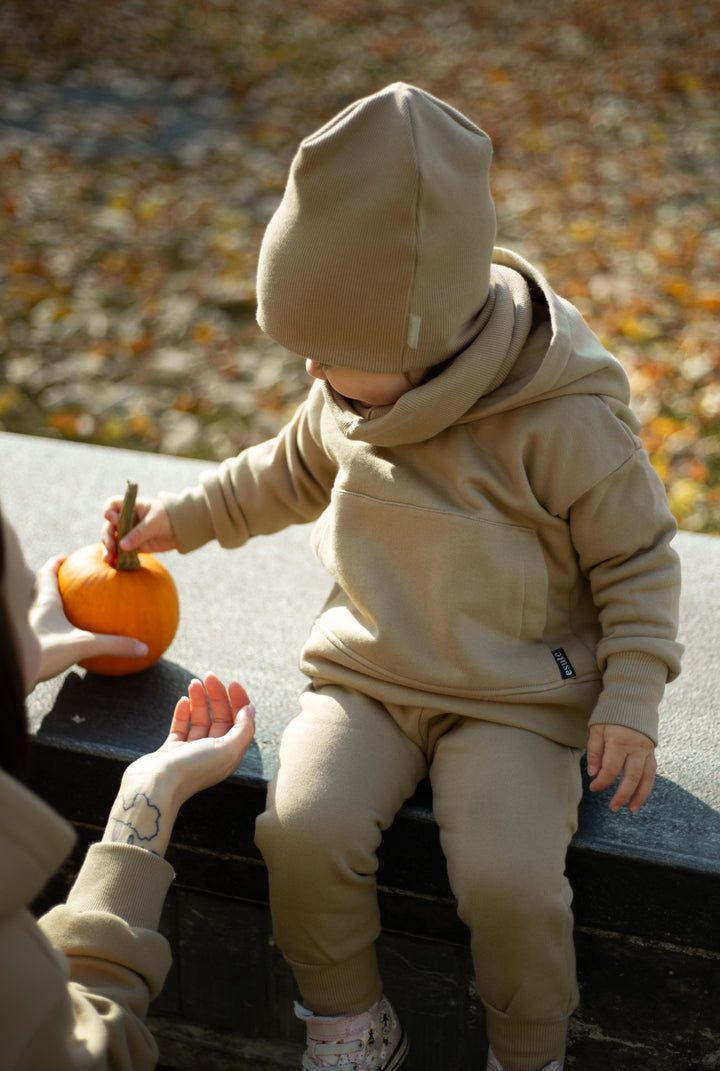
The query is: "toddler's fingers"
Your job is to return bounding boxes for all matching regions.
[117,519,147,551]
[588,746,624,792]
[608,766,642,812]
[625,755,657,814]
[585,727,605,778]
[103,497,123,519]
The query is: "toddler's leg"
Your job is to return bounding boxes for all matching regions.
[255,684,426,1017]
[430,719,582,1071]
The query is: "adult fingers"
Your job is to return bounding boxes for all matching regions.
[31,555,66,607]
[168,695,193,741]
[204,673,253,736]
[216,698,256,770]
[203,672,235,735]
[88,633,149,660]
[37,555,65,581]
[185,678,213,740]
[228,679,252,716]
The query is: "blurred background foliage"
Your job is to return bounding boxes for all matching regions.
[1,0,719,529]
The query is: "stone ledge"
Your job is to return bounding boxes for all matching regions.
[4,431,720,1069]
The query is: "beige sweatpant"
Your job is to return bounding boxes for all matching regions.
[255,684,583,1070]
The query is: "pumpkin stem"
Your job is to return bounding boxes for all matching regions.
[116,481,140,571]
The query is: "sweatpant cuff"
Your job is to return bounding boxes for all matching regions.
[288,947,382,1017]
[485,1004,568,1071]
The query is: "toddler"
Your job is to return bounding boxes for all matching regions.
[105,84,682,1070]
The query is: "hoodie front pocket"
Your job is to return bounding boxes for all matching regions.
[310,489,551,694]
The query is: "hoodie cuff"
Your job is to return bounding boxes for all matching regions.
[65,843,175,931]
[588,651,670,744]
[160,484,216,554]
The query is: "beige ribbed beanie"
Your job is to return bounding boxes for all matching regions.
[256,83,497,373]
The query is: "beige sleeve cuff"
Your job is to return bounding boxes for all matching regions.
[161,483,217,554]
[63,843,175,931]
[588,650,670,744]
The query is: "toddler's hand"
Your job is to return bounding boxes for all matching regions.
[102,495,177,563]
[586,723,656,813]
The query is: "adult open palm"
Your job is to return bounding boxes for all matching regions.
[123,673,256,808]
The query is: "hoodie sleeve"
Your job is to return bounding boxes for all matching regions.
[519,391,682,742]
[161,382,338,553]
[33,843,174,1070]
[567,447,683,742]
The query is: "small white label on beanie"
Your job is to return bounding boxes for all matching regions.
[406,314,421,349]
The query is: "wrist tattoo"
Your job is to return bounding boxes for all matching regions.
[109,791,162,853]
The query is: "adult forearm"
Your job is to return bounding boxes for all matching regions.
[102,772,180,859]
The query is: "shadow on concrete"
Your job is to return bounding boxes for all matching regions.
[34,658,263,775]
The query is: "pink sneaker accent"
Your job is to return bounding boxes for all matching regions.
[487,1048,563,1071]
[297,995,408,1069]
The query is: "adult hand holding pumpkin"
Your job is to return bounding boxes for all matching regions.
[59,482,180,676]
[29,554,150,686]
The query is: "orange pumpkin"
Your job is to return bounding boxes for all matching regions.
[57,482,179,676]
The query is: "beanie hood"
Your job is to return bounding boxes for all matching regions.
[256,82,497,373]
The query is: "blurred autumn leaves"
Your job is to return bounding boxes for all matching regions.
[1,0,719,529]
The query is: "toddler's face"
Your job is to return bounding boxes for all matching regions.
[305,360,413,406]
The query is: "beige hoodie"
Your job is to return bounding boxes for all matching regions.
[0,769,173,1069]
[163,84,681,747]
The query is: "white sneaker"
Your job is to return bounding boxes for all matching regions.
[297,995,409,1069]
[487,1047,563,1071]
